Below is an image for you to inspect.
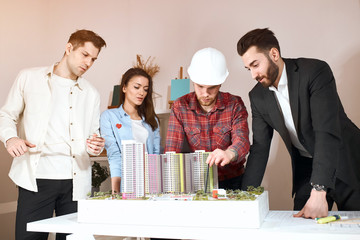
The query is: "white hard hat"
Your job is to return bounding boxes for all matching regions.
[187,47,229,85]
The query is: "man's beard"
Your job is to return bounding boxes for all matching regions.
[198,97,216,107]
[256,57,279,88]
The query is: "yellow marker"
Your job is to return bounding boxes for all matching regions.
[316,215,341,224]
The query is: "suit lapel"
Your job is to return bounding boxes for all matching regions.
[265,90,292,149]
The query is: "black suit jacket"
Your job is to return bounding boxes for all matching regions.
[242,58,360,194]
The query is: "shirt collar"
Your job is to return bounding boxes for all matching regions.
[46,63,85,90]
[118,104,145,121]
[188,91,226,113]
[269,63,287,92]
[119,104,127,117]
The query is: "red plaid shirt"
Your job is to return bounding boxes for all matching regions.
[165,92,250,181]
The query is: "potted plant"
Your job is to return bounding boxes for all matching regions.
[91,161,110,196]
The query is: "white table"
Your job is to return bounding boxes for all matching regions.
[28,211,360,240]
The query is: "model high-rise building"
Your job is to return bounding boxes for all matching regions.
[183,153,194,193]
[192,150,215,193]
[161,152,182,193]
[145,153,162,194]
[121,140,145,199]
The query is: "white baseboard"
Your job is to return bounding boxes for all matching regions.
[0,201,17,214]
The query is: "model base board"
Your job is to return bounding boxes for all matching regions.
[78,191,269,228]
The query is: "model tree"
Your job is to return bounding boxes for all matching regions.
[92,161,110,189]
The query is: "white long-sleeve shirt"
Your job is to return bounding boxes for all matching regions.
[269,64,311,158]
[0,65,101,200]
[36,74,75,179]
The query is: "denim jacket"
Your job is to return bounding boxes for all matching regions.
[100,105,160,177]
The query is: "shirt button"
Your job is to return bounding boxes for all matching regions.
[74,173,76,176]
[73,156,75,158]
[70,92,73,94]
[72,139,74,141]
[70,123,73,125]
[70,106,72,109]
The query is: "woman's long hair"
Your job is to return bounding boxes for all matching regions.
[118,68,159,131]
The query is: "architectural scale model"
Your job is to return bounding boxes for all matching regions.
[78,141,269,229]
[120,141,218,199]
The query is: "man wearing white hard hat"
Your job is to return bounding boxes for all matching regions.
[165,47,250,190]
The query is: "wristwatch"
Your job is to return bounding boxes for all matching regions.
[311,182,327,192]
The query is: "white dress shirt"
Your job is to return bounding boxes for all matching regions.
[269,65,312,158]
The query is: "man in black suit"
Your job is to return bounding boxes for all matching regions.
[237,28,360,219]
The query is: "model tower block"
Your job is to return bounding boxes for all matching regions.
[121,140,145,199]
[192,150,218,192]
[145,153,162,194]
[161,152,182,193]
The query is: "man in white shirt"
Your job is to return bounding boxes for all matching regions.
[0,29,106,240]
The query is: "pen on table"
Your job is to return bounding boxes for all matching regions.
[315,215,341,224]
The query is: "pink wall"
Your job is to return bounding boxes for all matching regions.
[1,0,360,238]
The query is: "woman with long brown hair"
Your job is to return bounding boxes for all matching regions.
[100,67,160,194]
